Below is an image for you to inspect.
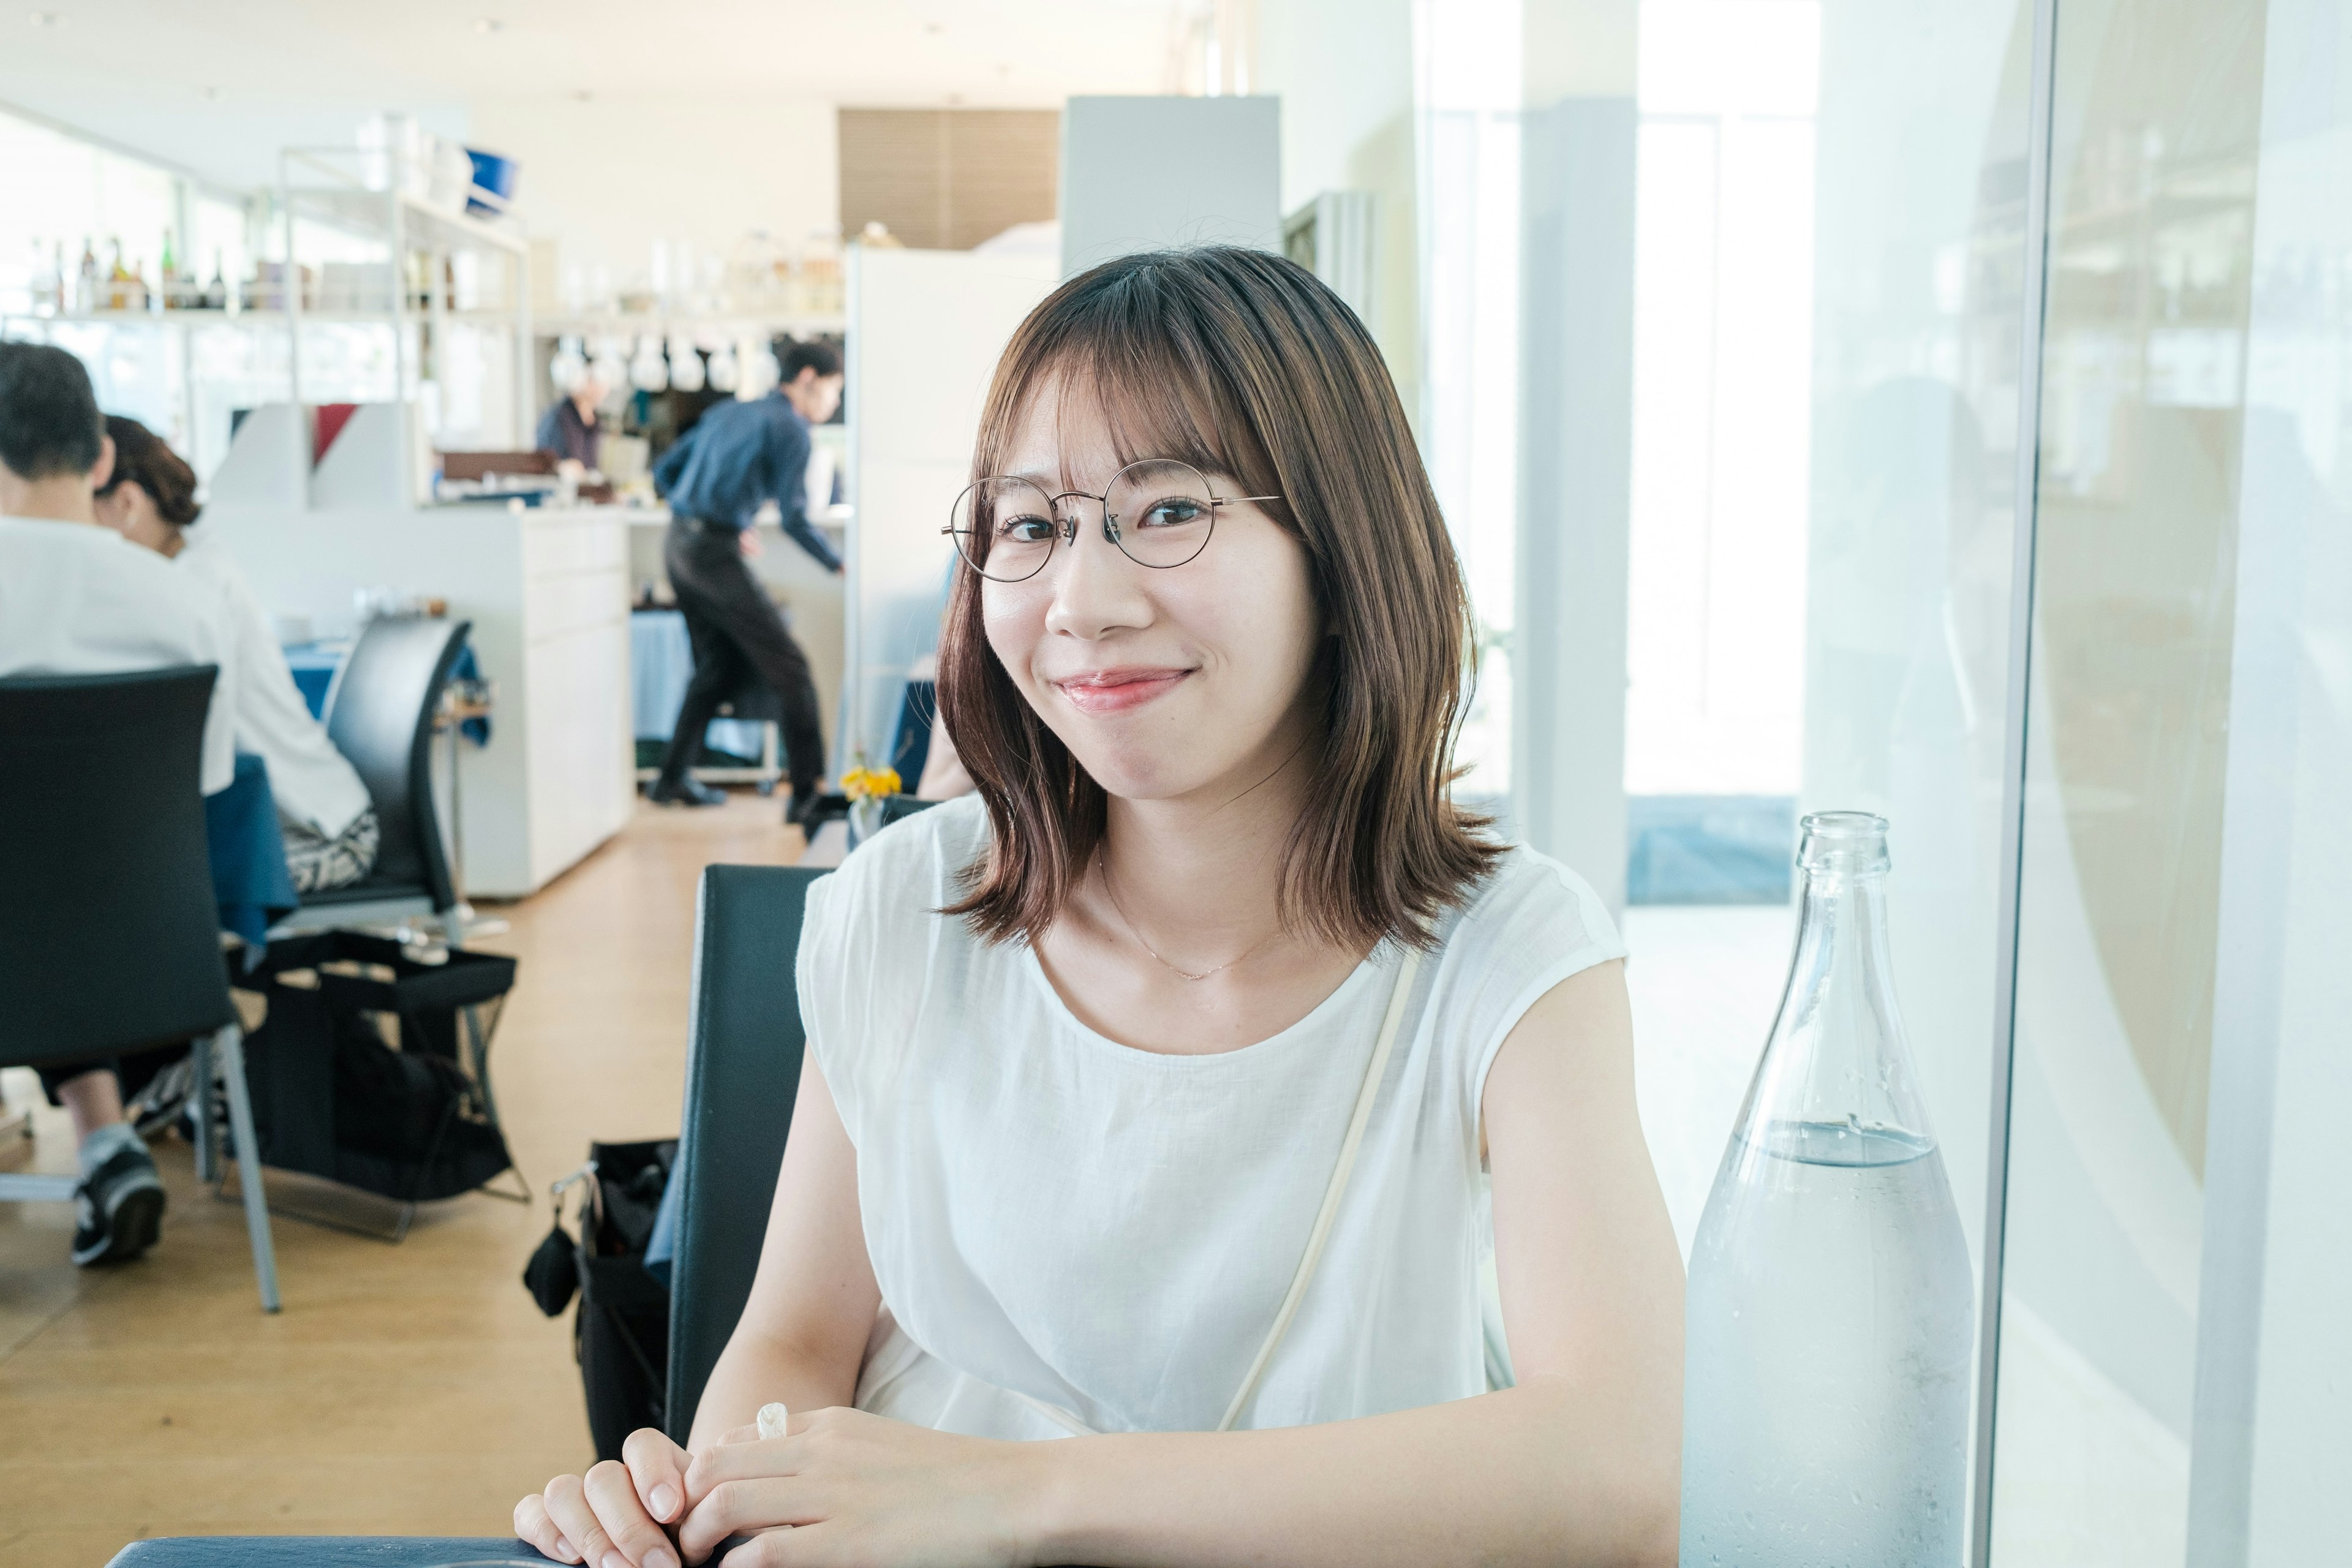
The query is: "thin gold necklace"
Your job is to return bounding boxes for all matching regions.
[1096,851,1278,982]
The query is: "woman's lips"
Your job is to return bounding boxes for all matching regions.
[1052,667,1193,714]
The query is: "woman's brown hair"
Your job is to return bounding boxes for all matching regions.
[937,246,1499,952]
[98,415,201,527]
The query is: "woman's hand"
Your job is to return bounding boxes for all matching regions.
[514,1426,693,1568]
[676,1406,1052,1567]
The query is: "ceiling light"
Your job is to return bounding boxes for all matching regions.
[29,10,59,24]
[924,20,944,34]
[474,16,503,32]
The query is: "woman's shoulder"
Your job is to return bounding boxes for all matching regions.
[1424,843,1627,1020]
[1418,843,1629,1102]
[1446,842,1624,959]
[807,793,990,933]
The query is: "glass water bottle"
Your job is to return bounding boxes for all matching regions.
[1679,812,1973,1568]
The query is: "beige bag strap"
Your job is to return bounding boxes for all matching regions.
[1216,947,1423,1433]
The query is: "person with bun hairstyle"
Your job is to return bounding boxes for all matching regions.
[97,415,379,894]
[516,249,1682,1568]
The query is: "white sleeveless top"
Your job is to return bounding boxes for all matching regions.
[797,794,1625,1438]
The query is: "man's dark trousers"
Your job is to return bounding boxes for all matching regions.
[658,516,826,799]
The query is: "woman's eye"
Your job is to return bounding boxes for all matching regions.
[1138,497,1207,529]
[998,514,1056,543]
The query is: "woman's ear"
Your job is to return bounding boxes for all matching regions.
[89,432,116,493]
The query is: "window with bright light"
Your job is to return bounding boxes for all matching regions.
[1417,0,1524,805]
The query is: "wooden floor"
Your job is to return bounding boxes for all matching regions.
[0,793,806,1567]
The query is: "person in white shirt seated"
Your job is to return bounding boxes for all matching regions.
[96,415,380,895]
[0,341,235,1268]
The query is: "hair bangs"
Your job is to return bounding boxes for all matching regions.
[974,266,1277,506]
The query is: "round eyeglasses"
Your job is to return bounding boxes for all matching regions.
[943,459,1282,583]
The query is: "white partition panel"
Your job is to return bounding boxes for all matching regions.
[844,247,1058,773]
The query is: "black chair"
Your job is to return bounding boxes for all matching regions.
[0,668,282,1311]
[664,864,823,1441]
[281,614,472,938]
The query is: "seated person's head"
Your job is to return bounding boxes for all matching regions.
[95,415,201,556]
[0,342,111,517]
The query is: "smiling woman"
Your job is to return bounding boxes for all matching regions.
[514,247,1683,1568]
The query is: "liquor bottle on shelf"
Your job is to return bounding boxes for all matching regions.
[26,238,54,316]
[106,239,130,310]
[127,255,151,313]
[159,227,178,309]
[77,237,99,314]
[203,251,228,311]
[51,241,66,315]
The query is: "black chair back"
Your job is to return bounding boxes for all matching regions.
[320,615,470,909]
[665,864,823,1441]
[0,668,236,1071]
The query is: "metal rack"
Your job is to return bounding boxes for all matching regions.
[278,144,533,503]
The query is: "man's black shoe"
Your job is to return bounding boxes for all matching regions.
[647,774,725,807]
[72,1142,166,1267]
[785,790,851,829]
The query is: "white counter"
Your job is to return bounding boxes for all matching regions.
[202,502,635,899]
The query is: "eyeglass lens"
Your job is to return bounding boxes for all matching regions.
[949,459,1219,582]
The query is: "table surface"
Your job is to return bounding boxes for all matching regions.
[109,1540,554,1568]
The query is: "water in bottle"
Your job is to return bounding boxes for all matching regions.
[1679,812,1973,1568]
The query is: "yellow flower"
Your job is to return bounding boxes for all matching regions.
[839,764,903,802]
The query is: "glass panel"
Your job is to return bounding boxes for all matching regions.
[1417,0,1524,805]
[1988,0,2352,1561]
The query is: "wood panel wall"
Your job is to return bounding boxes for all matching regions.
[837,108,1060,251]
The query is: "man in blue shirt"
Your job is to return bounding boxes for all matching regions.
[649,340,843,823]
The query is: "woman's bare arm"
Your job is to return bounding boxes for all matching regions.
[687,1051,881,1446]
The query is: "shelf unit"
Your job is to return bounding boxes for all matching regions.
[278,145,533,503]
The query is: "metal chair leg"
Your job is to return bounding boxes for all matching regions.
[189,1033,217,1184]
[209,1024,282,1313]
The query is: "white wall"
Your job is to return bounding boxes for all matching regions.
[845,247,1058,764]
[1254,0,1422,424]
[467,94,840,283]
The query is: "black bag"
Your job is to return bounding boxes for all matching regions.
[526,1138,676,1462]
[238,930,518,1204]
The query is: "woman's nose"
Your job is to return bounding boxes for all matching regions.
[1044,507,1151,639]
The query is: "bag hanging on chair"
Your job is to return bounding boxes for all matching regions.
[524,1138,677,1461]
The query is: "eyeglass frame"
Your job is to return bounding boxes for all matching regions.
[941,458,1283,582]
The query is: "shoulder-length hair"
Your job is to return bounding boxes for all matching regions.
[937,246,1499,952]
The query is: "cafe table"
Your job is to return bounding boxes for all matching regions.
[108,1541,556,1567]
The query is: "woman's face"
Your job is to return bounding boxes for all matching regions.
[96,480,178,557]
[981,379,1323,806]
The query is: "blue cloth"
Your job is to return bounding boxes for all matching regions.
[629,609,766,759]
[652,394,842,571]
[644,1161,680,1287]
[283,641,490,745]
[108,1538,556,1567]
[1625,794,1797,905]
[206,752,299,949]
[283,643,341,718]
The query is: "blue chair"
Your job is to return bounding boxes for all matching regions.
[665,863,823,1440]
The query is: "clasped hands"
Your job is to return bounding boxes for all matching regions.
[515,1406,1050,1568]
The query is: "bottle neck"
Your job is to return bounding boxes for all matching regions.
[1739,861,1934,1152]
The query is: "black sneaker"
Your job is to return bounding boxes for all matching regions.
[71,1142,167,1266]
[127,1054,195,1139]
[647,774,725,807]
